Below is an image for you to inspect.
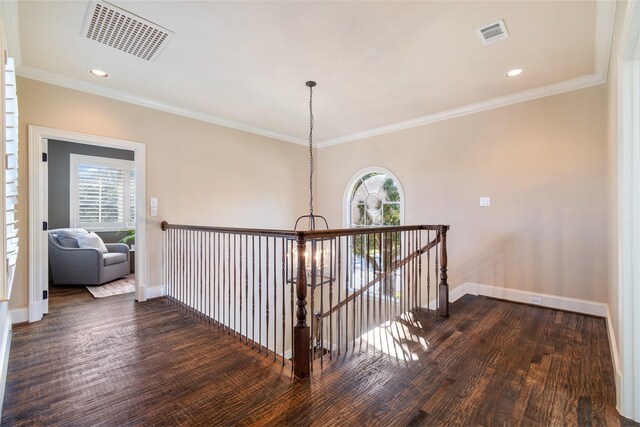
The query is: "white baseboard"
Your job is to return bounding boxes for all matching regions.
[605,305,623,414]
[461,282,608,317]
[9,308,28,325]
[145,285,165,300]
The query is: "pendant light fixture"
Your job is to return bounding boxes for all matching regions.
[294,81,328,232]
[292,81,333,289]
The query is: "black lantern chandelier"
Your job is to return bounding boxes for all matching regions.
[291,81,334,288]
[294,81,329,232]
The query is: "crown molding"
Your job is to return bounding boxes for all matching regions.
[317,73,605,148]
[16,65,308,146]
[13,1,616,149]
[318,1,616,148]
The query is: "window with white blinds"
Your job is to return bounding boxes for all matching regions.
[70,154,135,231]
[5,57,19,298]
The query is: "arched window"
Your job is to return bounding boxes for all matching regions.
[346,167,404,228]
[344,167,404,297]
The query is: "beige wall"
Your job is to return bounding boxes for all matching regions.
[10,77,310,309]
[317,85,609,303]
[9,75,613,309]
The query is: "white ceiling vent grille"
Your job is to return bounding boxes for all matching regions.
[476,19,509,45]
[81,1,173,61]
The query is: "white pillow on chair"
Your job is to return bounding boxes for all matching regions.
[77,231,108,254]
[56,228,88,248]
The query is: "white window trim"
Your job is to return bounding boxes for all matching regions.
[69,154,134,232]
[343,166,405,228]
[343,166,406,298]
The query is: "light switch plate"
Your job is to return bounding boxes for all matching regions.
[150,197,158,207]
[150,207,158,217]
[480,197,491,207]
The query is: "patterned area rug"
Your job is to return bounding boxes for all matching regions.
[86,275,135,298]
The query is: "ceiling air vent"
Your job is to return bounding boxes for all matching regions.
[81,1,173,61]
[476,19,509,45]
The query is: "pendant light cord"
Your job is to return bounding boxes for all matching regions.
[308,84,314,217]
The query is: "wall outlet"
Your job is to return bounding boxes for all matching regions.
[480,197,491,207]
[529,296,542,305]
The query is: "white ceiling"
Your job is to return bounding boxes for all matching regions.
[10,1,613,146]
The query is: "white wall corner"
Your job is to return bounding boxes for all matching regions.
[423,283,468,310]
[448,283,469,303]
[617,1,640,421]
[9,308,28,324]
[595,0,618,82]
[145,285,165,300]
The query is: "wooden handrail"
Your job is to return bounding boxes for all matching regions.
[300,224,446,239]
[161,221,447,240]
[160,221,298,239]
[321,232,442,318]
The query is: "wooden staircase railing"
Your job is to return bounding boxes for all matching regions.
[320,230,445,319]
[161,221,449,379]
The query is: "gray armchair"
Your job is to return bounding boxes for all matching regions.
[48,229,130,285]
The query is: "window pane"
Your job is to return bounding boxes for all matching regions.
[351,204,366,226]
[76,162,126,226]
[362,173,384,194]
[383,203,401,226]
[351,180,368,204]
[382,178,400,202]
[365,193,383,215]
[368,210,383,226]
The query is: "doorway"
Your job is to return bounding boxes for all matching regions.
[28,125,147,322]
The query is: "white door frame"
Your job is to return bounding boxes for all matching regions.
[28,125,148,322]
[618,1,640,421]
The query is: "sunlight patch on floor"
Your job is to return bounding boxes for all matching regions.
[360,314,429,361]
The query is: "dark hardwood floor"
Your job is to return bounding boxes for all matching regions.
[2,286,636,426]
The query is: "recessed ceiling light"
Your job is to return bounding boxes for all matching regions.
[89,69,109,78]
[506,68,524,78]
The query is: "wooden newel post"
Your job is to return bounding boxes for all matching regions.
[438,225,450,317]
[293,234,310,378]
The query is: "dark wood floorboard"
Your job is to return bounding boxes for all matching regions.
[2,287,637,426]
